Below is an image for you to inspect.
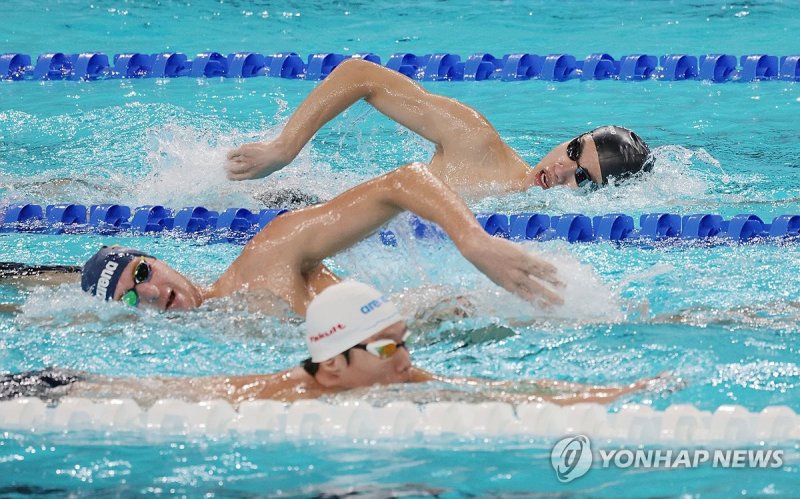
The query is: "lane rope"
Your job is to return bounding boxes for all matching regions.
[0,397,796,442]
[1,52,798,82]
[3,203,799,244]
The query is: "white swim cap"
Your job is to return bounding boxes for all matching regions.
[305,281,403,362]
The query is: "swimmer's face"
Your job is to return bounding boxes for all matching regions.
[328,321,413,389]
[531,135,603,190]
[112,257,203,311]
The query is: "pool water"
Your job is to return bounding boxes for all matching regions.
[1,0,800,496]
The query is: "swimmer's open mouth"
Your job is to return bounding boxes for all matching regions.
[538,170,549,189]
[165,290,176,310]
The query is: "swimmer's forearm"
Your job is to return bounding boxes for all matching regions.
[280,162,487,268]
[384,164,488,249]
[427,375,645,405]
[276,59,391,157]
[278,59,489,155]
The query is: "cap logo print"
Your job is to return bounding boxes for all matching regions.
[309,323,346,343]
[360,296,388,314]
[96,260,119,300]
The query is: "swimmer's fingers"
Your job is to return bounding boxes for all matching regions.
[523,258,564,289]
[508,268,563,308]
[522,276,564,308]
[225,163,251,181]
[225,157,254,178]
[224,142,290,180]
[226,169,253,181]
[494,241,564,306]
[226,147,242,160]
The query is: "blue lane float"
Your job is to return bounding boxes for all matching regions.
[581,53,618,81]
[619,54,658,81]
[658,55,698,80]
[4,203,800,245]
[3,51,800,82]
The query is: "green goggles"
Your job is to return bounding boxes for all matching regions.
[119,257,151,307]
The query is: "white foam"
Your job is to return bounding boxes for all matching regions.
[1,397,797,443]
[460,242,625,323]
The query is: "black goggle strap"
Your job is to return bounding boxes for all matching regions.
[574,166,594,188]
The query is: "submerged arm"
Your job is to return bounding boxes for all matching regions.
[226,58,502,180]
[427,373,663,406]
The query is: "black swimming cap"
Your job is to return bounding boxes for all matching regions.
[590,126,653,185]
[81,246,152,301]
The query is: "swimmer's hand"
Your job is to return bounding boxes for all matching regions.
[225,141,294,180]
[462,235,564,307]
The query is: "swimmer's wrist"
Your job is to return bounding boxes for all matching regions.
[454,228,491,258]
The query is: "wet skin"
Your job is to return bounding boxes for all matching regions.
[112,257,203,311]
[226,58,605,197]
[108,163,564,314]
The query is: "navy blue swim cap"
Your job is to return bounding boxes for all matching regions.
[81,246,152,300]
[589,126,653,185]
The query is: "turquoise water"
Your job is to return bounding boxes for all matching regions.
[2,0,800,496]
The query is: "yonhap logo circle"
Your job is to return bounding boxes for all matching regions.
[551,435,593,482]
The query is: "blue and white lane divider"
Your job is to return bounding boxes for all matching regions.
[0,397,798,443]
[3,203,800,245]
[1,51,799,82]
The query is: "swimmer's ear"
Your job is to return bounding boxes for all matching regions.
[314,356,347,387]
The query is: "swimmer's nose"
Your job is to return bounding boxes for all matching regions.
[552,160,576,186]
[395,348,412,372]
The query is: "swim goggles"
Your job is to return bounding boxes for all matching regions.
[348,331,410,359]
[567,134,598,189]
[120,257,151,307]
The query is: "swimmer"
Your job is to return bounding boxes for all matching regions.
[226,58,653,198]
[80,163,563,315]
[1,282,663,406]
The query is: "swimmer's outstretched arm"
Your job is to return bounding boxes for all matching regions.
[419,370,669,406]
[226,58,502,180]
[240,162,562,312]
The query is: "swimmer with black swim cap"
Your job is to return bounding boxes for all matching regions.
[226,59,655,197]
[531,125,653,190]
[590,126,653,185]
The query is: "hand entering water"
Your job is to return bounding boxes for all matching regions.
[225,141,293,180]
[463,235,564,308]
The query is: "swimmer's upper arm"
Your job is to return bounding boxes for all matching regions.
[273,175,404,272]
[354,60,502,150]
[260,163,485,272]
